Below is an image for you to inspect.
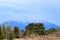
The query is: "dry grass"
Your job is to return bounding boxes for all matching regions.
[4,31,60,40]
[12,36,60,40]
[4,37,60,40]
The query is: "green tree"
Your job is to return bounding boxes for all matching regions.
[34,23,45,35]
[2,24,6,39]
[5,25,13,40]
[48,28,57,34]
[14,26,20,38]
[24,23,45,36]
[44,28,57,35]
[0,26,3,40]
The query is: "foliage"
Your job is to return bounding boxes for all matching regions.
[0,26,3,40]
[0,22,58,39]
[4,25,13,40]
[24,23,45,36]
[44,28,57,35]
[14,26,20,38]
[2,24,6,39]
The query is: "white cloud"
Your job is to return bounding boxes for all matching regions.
[0,0,60,25]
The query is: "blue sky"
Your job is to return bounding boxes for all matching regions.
[0,0,60,26]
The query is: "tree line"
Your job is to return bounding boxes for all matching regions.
[0,22,57,40]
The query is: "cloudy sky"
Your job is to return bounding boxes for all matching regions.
[0,0,60,26]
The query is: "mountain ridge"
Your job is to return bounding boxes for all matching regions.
[1,21,59,30]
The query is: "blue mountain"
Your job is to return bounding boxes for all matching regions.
[42,21,59,30]
[2,21,29,30]
[3,21,59,30]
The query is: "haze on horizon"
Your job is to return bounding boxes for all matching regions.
[0,0,60,26]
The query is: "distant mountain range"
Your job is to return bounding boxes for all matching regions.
[42,21,59,30]
[1,21,60,30]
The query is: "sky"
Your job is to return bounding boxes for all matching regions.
[0,0,60,26]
